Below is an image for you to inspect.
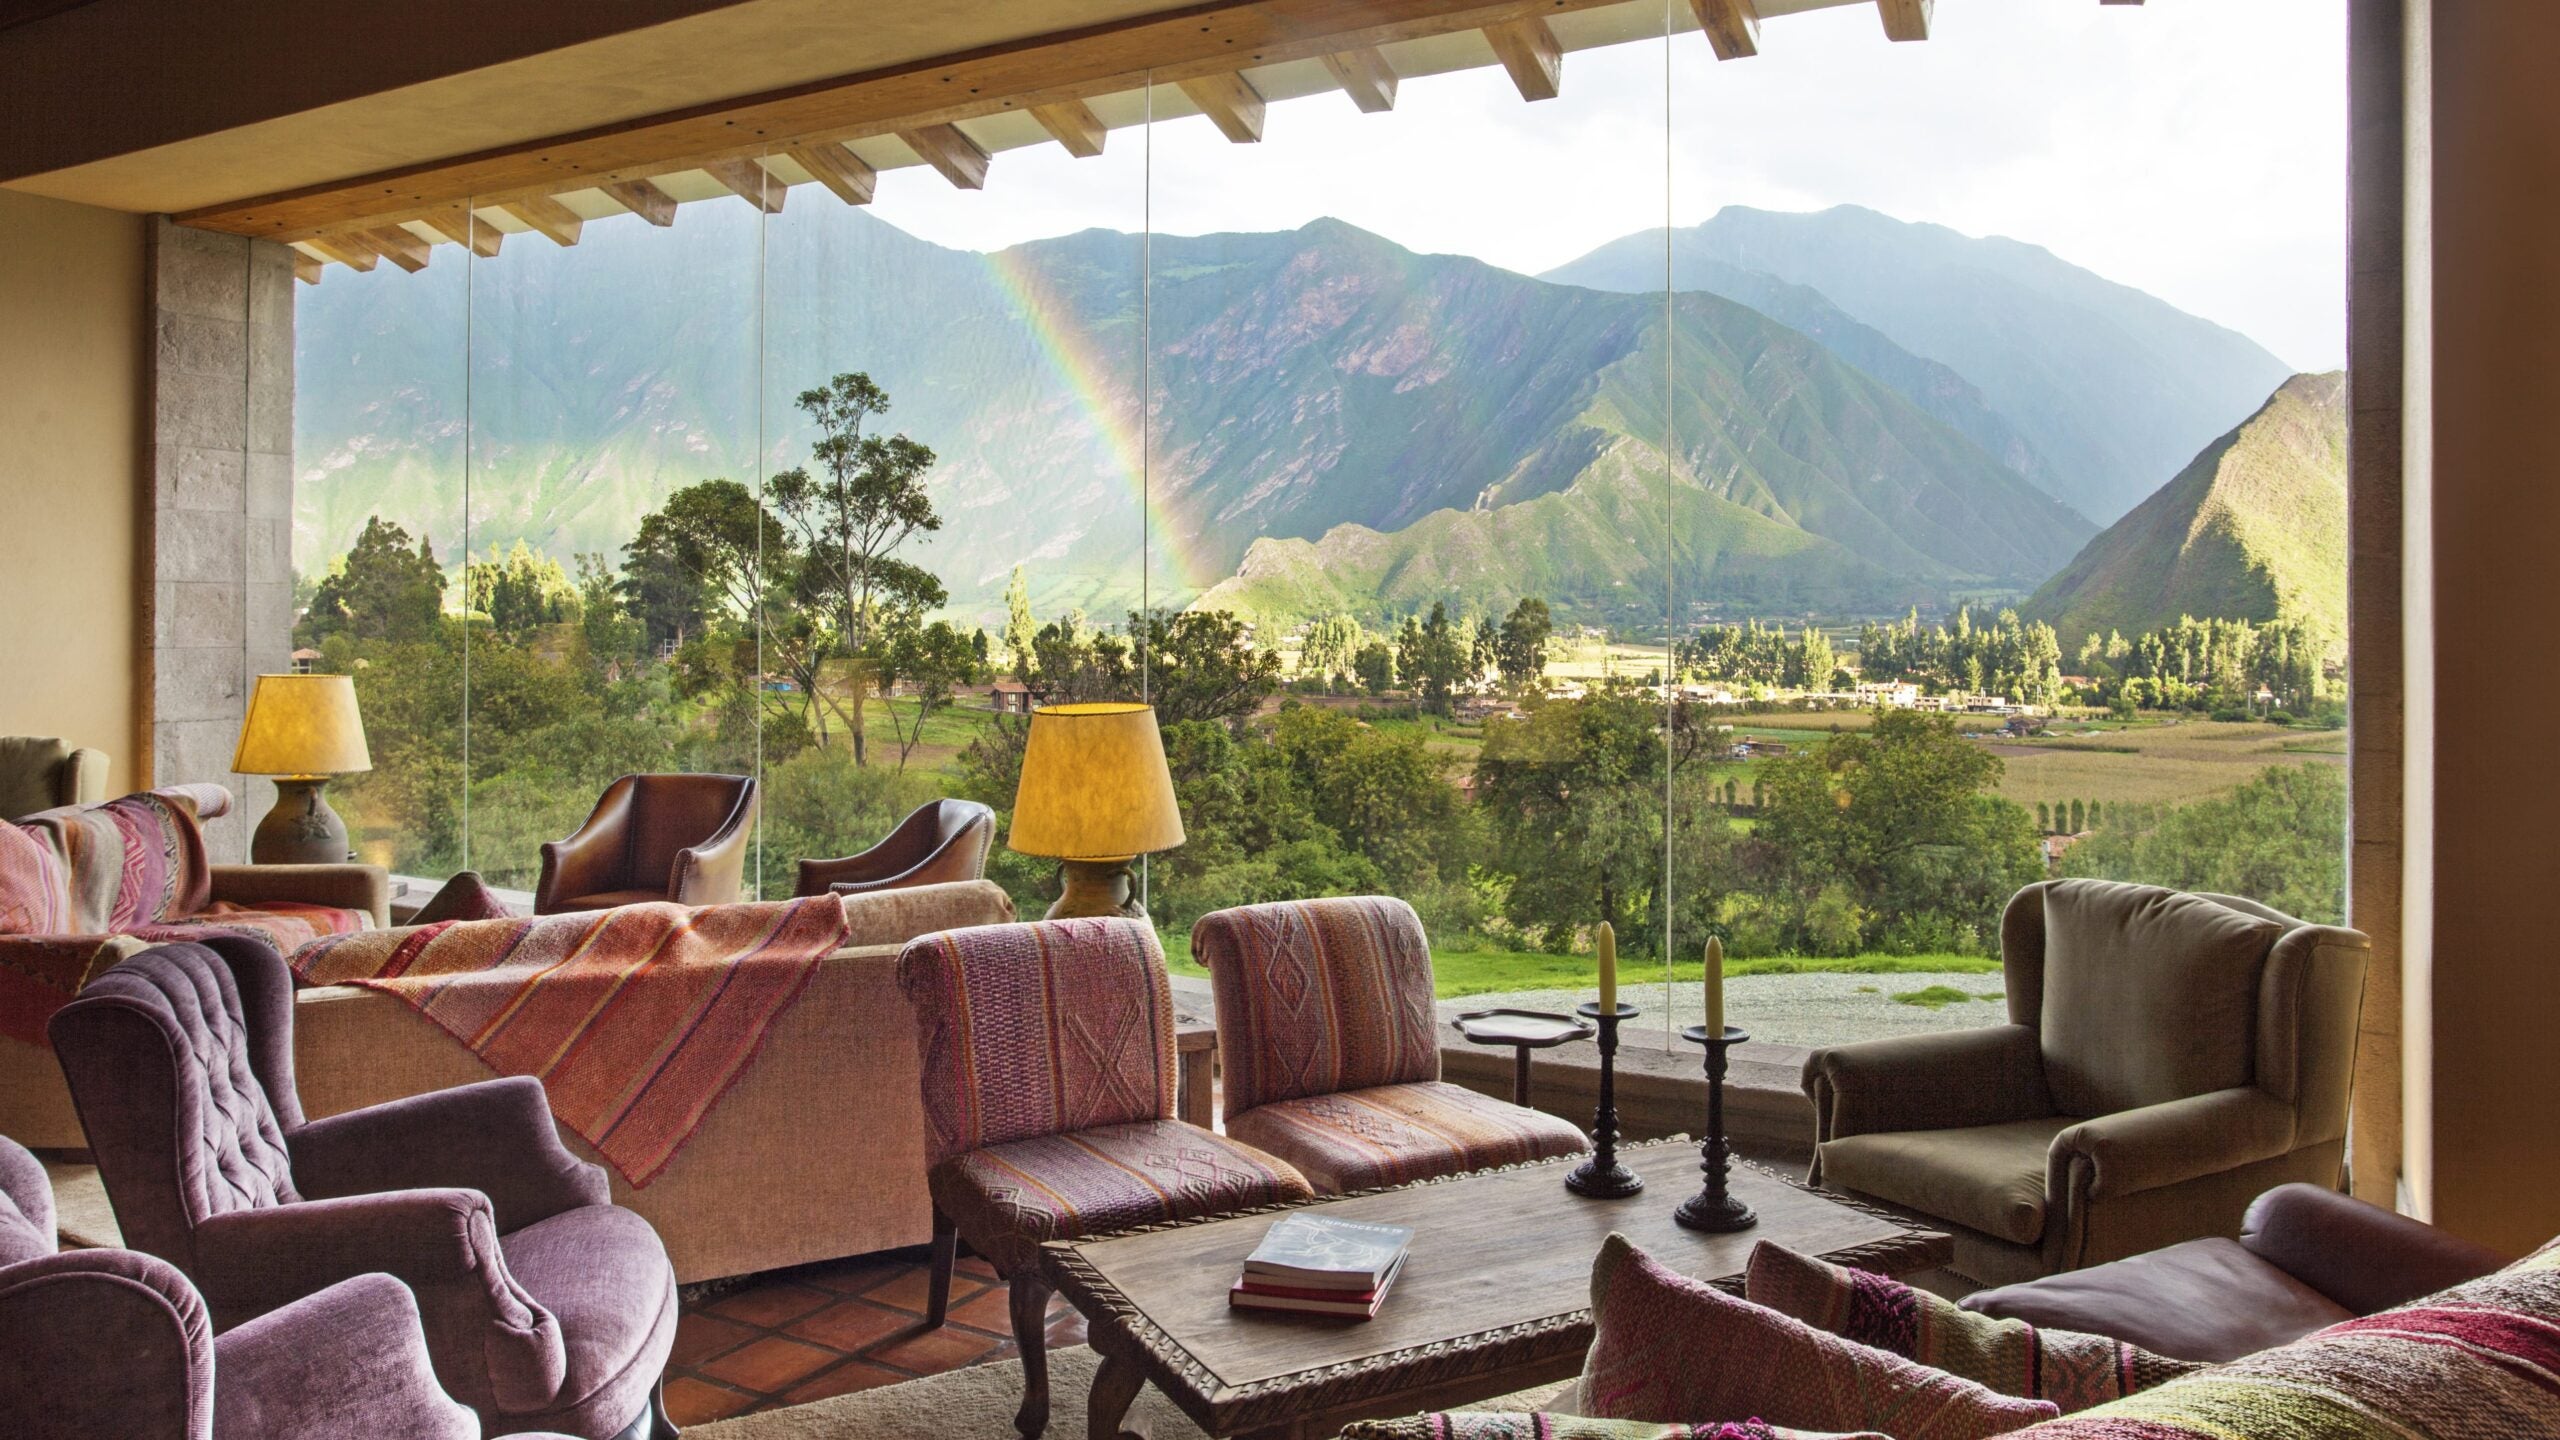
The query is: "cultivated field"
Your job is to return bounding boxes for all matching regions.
[1987,719,2345,810]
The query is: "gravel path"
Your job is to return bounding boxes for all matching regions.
[1443,971,2007,1050]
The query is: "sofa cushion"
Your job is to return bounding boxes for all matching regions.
[1745,1241,2198,1412]
[1343,1418,1885,1439]
[1227,1080,1590,1194]
[928,1119,1310,1276]
[1962,1236,2354,1364]
[1576,1234,2057,1436]
[0,822,70,934]
[2039,881,2283,1117]
[138,903,371,958]
[1817,1116,2071,1246]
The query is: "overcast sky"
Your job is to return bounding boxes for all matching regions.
[866,0,2346,371]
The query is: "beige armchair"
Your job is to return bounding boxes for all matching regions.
[0,736,106,820]
[1802,879,2368,1287]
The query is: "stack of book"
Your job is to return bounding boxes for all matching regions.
[1229,1213,1413,1320]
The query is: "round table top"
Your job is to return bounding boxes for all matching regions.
[1452,1007,1597,1048]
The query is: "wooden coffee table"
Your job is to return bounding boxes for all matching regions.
[1042,1138,1949,1440]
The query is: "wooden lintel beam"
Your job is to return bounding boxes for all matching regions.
[1485,17,1560,102]
[300,233,377,271]
[1320,47,1398,112]
[500,195,584,246]
[358,224,431,272]
[1030,99,1108,157]
[1177,72,1266,143]
[292,250,324,285]
[785,142,878,204]
[900,124,991,188]
[1877,0,1931,42]
[1690,0,1760,60]
[415,203,502,256]
[603,178,678,225]
[701,158,787,212]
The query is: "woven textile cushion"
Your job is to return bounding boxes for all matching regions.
[898,917,1179,1167]
[2037,880,2282,1117]
[0,822,69,933]
[1342,1417,1887,1439]
[136,901,370,957]
[2002,1240,2560,1438]
[1227,1080,1588,1193]
[1744,1242,2198,1414]
[17,790,214,933]
[1194,896,1440,1115]
[927,1118,1310,1276]
[1576,1235,2057,1438]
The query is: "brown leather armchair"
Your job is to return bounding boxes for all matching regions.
[1803,880,2369,1287]
[534,772,756,915]
[792,798,995,898]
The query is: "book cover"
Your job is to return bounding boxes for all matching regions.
[1240,1213,1414,1288]
[1230,1255,1406,1319]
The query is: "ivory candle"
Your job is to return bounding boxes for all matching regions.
[1706,935,1726,1037]
[1597,921,1617,1014]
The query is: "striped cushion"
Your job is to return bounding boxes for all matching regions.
[929,1119,1310,1276]
[7,789,212,933]
[138,901,371,957]
[1226,1080,1588,1193]
[898,917,1178,1167]
[1194,895,1442,1115]
[1343,1418,1886,1439]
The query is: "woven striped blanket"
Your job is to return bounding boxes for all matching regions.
[293,897,850,1186]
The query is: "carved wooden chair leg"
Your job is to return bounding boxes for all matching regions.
[926,1206,959,1327]
[1012,1275,1055,1439]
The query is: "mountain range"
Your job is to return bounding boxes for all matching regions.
[295,200,2301,630]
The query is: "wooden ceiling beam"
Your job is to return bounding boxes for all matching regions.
[1485,17,1561,102]
[1877,0,1931,42]
[358,224,431,272]
[900,124,991,188]
[415,203,503,256]
[300,233,378,271]
[603,178,679,225]
[785,141,878,204]
[701,157,787,211]
[1030,99,1108,157]
[1691,0,1760,60]
[1177,72,1266,142]
[174,0,1653,242]
[291,250,324,285]
[500,194,584,246]
[1320,47,1398,112]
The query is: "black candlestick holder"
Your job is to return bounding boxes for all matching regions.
[1674,1024,1757,1232]
[1565,1002,1644,1198]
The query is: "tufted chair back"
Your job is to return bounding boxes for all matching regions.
[49,936,304,1275]
[1193,895,1442,1116]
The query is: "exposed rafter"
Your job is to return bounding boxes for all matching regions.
[603,178,678,225]
[300,233,378,271]
[1691,0,1760,60]
[500,194,584,246]
[1877,0,1931,42]
[701,158,786,212]
[415,203,502,256]
[1177,72,1267,143]
[901,124,991,188]
[1321,47,1398,112]
[1030,99,1108,157]
[359,224,431,273]
[1484,17,1561,102]
[291,250,324,285]
[785,141,878,204]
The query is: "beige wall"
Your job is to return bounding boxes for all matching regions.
[2401,0,2560,1253]
[0,188,147,794]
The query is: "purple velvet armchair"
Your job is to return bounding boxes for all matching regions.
[49,936,679,1440]
[0,1133,509,1439]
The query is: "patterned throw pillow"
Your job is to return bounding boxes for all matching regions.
[0,822,70,934]
[1340,1416,1887,1439]
[2006,1242,2560,1438]
[1577,1235,2058,1438]
[1744,1242,2198,1412]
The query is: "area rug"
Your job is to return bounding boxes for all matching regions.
[691,1345,1565,1440]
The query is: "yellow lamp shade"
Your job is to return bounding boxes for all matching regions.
[1007,702,1185,861]
[232,673,372,777]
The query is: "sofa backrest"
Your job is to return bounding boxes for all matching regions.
[624,773,755,891]
[2017,879,2287,1117]
[836,878,1015,951]
[896,916,1177,1167]
[1191,895,1441,1116]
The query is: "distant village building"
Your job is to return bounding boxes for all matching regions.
[988,679,1032,714]
[290,647,322,675]
[1854,680,1919,709]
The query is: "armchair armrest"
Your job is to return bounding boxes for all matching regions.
[209,864,391,927]
[289,1075,608,1231]
[2049,1086,2298,1202]
[796,847,905,896]
[670,794,756,905]
[0,1248,208,1436]
[213,1272,478,1440]
[194,1190,566,1413]
[1805,1023,2054,1144]
[537,803,627,911]
[2240,1182,2509,1314]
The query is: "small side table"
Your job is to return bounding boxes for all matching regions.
[1453,1007,1597,1107]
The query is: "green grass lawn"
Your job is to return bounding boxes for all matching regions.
[1160,931,1998,999]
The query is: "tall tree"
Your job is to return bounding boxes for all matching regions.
[300,517,447,645]
[1496,597,1554,691]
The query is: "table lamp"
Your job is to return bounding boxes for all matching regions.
[1008,702,1185,919]
[232,673,373,865]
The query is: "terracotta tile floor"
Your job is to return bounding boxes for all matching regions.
[666,1248,1085,1425]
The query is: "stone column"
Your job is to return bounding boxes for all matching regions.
[146,218,295,862]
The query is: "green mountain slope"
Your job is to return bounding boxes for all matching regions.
[1543,205,2297,525]
[2024,372,2347,650]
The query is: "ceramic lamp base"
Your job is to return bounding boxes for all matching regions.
[1045,858,1146,920]
[251,777,351,866]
